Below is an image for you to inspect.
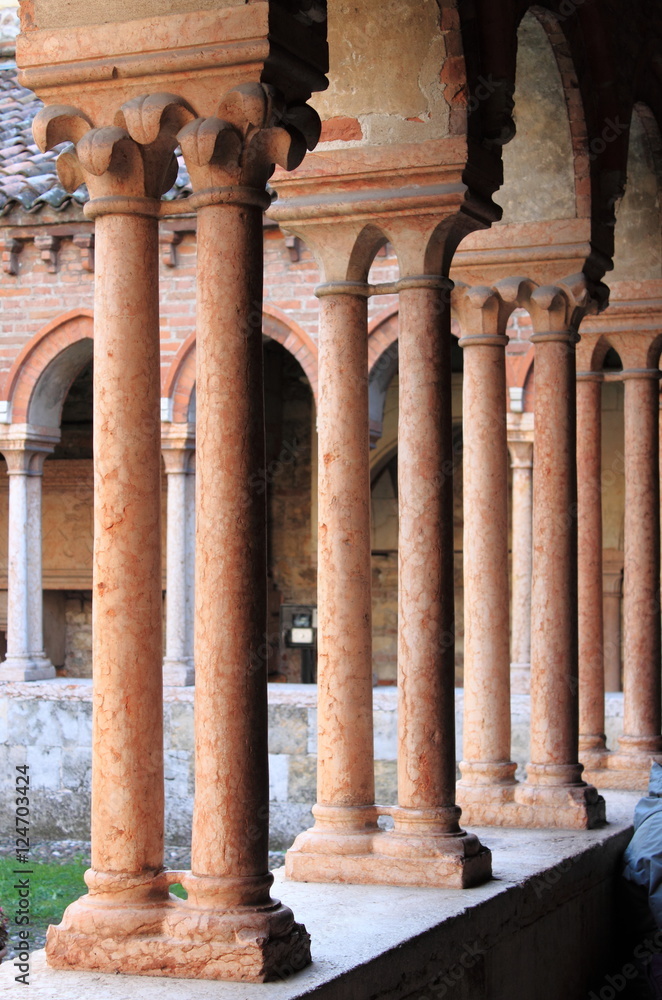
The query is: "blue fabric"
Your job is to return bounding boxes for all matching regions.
[623,762,662,929]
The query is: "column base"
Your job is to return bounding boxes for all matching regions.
[581,742,662,790]
[163,658,195,686]
[45,872,311,982]
[0,655,55,682]
[286,804,491,888]
[457,778,606,829]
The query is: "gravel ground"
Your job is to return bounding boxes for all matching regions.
[0,839,286,869]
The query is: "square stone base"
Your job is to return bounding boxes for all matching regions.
[286,835,492,889]
[45,895,311,982]
[456,781,606,829]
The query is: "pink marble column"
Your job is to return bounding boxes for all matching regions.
[383,277,489,881]
[508,439,533,694]
[602,552,623,693]
[457,325,517,802]
[518,321,604,825]
[576,372,607,761]
[287,282,378,869]
[178,90,311,973]
[617,370,662,761]
[87,204,167,893]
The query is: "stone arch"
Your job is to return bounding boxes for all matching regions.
[529,6,591,220]
[162,306,319,424]
[3,310,94,429]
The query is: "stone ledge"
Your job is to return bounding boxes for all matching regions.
[0,792,638,999]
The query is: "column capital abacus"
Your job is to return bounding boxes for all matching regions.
[0,431,58,474]
[33,93,198,207]
[178,83,321,200]
[507,439,534,469]
[315,280,370,298]
[576,371,604,383]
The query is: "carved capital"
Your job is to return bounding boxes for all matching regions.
[33,94,196,212]
[178,83,320,202]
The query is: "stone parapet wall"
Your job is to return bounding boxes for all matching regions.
[0,681,627,849]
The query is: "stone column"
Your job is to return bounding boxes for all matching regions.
[616,369,662,763]
[381,276,490,884]
[0,439,55,681]
[576,372,607,763]
[300,282,377,850]
[516,286,604,826]
[162,429,195,686]
[455,285,517,825]
[36,98,189,974]
[178,86,311,973]
[508,438,533,694]
[602,551,623,692]
[286,276,378,877]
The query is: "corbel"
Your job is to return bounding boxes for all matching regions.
[2,236,24,275]
[160,230,182,268]
[284,234,301,263]
[34,234,62,273]
[73,232,95,272]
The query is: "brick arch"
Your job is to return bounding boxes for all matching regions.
[162,306,320,424]
[3,310,94,427]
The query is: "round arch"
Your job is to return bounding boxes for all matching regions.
[162,306,319,424]
[3,310,94,428]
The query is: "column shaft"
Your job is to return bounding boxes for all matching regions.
[396,284,457,822]
[6,468,30,659]
[0,446,54,682]
[459,334,515,784]
[191,202,270,887]
[315,290,375,815]
[527,334,582,784]
[163,447,194,686]
[576,375,607,753]
[91,211,164,879]
[620,373,662,754]
[509,444,533,692]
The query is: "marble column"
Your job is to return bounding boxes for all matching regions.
[602,552,623,692]
[0,440,55,681]
[457,306,517,813]
[508,439,533,694]
[37,102,181,975]
[518,318,604,826]
[617,369,662,761]
[162,431,195,686]
[286,281,378,870]
[381,276,490,883]
[179,89,311,974]
[576,372,607,761]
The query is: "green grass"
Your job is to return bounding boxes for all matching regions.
[0,857,188,953]
[0,855,88,951]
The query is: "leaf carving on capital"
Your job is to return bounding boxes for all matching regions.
[34,94,197,201]
[178,82,321,191]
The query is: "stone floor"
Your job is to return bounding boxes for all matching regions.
[0,792,643,1000]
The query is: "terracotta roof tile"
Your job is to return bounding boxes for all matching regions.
[0,62,192,215]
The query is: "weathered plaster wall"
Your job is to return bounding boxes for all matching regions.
[311,0,450,146]
[498,12,576,224]
[610,109,662,282]
[0,681,629,847]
